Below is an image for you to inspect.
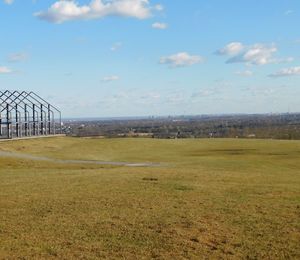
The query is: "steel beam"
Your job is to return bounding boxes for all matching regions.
[0,90,62,139]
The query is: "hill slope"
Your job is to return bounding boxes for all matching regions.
[0,137,299,258]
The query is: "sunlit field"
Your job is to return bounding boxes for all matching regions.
[0,137,299,259]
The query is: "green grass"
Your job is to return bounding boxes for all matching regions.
[0,137,300,259]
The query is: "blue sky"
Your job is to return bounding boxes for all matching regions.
[0,0,299,117]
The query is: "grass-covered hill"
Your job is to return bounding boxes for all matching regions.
[0,137,299,258]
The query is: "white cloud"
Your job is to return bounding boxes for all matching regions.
[8,52,28,62]
[160,52,204,68]
[154,4,163,11]
[139,92,161,104]
[216,42,294,65]
[235,70,253,77]
[0,66,13,74]
[227,44,278,65]
[216,42,244,56]
[3,0,13,4]
[218,42,294,66]
[35,0,157,23]
[275,57,294,63]
[244,86,277,97]
[152,22,167,29]
[102,75,120,82]
[110,42,122,51]
[269,66,300,77]
[284,10,294,15]
[165,92,185,104]
[191,89,216,98]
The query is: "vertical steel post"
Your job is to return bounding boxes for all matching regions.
[40,104,43,135]
[33,104,36,136]
[6,103,10,139]
[48,104,51,135]
[24,104,28,136]
[0,107,2,136]
[60,112,62,134]
[15,104,19,137]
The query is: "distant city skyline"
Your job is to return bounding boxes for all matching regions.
[1,0,300,117]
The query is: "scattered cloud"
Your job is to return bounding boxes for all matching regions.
[3,0,13,4]
[165,92,186,104]
[154,4,163,11]
[160,52,204,68]
[244,86,277,97]
[215,42,244,56]
[139,92,161,104]
[284,10,294,15]
[113,92,128,99]
[140,92,160,99]
[110,42,122,51]
[218,42,293,66]
[8,52,28,62]
[35,0,159,24]
[76,37,88,44]
[152,22,167,29]
[102,75,120,82]
[269,66,300,77]
[275,57,294,63]
[191,89,216,98]
[0,66,13,74]
[227,44,277,65]
[235,70,253,77]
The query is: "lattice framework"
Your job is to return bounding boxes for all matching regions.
[0,90,62,139]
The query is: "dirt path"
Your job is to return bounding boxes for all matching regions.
[0,150,160,167]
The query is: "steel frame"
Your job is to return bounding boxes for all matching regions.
[0,90,62,139]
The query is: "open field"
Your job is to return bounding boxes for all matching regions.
[0,137,300,259]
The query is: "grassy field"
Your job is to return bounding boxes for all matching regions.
[0,137,299,259]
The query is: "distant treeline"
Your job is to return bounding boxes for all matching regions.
[63,113,300,140]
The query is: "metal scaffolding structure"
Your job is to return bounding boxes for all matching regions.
[0,90,62,139]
